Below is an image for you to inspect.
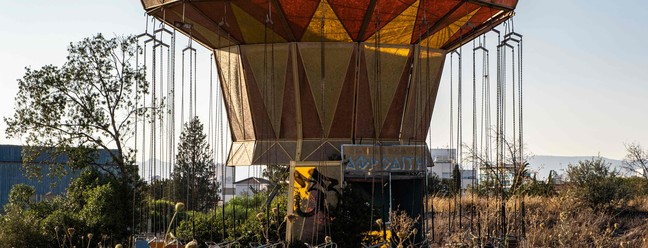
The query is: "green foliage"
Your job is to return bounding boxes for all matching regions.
[329,184,383,247]
[0,168,139,247]
[146,199,181,234]
[524,178,557,197]
[0,201,51,247]
[176,210,222,245]
[263,165,289,194]
[6,183,35,211]
[427,173,465,197]
[427,166,464,197]
[170,191,288,247]
[451,164,462,195]
[2,33,148,246]
[67,168,137,240]
[567,157,632,211]
[474,175,500,196]
[426,173,446,195]
[618,176,648,197]
[172,117,219,212]
[0,184,55,247]
[147,178,174,200]
[4,33,154,182]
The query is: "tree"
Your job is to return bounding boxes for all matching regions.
[0,184,51,247]
[4,33,157,183]
[330,185,382,247]
[4,34,154,245]
[62,168,135,244]
[263,165,289,193]
[622,142,648,183]
[465,138,531,197]
[426,173,446,195]
[451,163,462,195]
[173,117,219,212]
[0,169,137,247]
[566,157,631,210]
[523,174,556,197]
[6,184,35,211]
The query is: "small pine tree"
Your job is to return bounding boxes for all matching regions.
[451,164,462,195]
[172,117,220,212]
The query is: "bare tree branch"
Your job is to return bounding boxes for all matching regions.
[623,142,648,182]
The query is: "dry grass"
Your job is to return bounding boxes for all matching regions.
[426,195,648,247]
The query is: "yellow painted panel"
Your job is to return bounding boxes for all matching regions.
[242,44,290,137]
[363,44,411,131]
[298,43,355,136]
[422,8,480,48]
[301,0,352,42]
[366,0,419,45]
[293,167,315,200]
[231,3,286,44]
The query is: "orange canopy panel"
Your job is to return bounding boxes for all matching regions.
[138,0,518,166]
[140,0,517,50]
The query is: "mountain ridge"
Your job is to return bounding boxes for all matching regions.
[527,155,625,180]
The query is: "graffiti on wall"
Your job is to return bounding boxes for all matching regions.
[342,145,430,174]
[288,163,342,243]
[344,155,426,171]
[292,167,341,216]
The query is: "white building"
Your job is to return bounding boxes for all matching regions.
[234,177,271,196]
[428,148,477,190]
[215,163,236,202]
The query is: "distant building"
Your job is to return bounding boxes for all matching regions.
[0,145,118,210]
[234,177,271,196]
[428,148,477,190]
[479,163,534,189]
[215,163,236,202]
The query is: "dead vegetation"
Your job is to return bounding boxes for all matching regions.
[427,195,648,247]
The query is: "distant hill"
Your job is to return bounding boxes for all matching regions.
[138,159,173,180]
[527,155,626,180]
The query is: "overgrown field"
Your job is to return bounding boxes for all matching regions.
[429,195,648,247]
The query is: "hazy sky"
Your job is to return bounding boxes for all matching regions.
[1,0,647,161]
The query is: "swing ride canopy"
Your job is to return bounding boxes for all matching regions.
[140,0,518,166]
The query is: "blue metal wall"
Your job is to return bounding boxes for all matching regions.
[0,145,116,210]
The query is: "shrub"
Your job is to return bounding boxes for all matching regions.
[524,175,557,197]
[566,157,632,210]
[619,176,648,197]
[330,184,383,247]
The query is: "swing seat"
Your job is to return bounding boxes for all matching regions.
[134,236,151,248]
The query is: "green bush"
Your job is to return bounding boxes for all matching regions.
[329,184,383,247]
[524,179,557,197]
[0,168,139,247]
[618,176,648,197]
[174,192,288,247]
[523,172,557,197]
[566,157,632,211]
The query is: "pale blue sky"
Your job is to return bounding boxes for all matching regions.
[1,0,647,161]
